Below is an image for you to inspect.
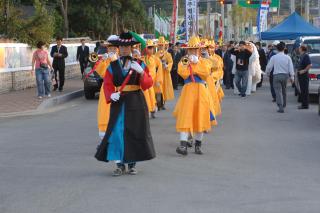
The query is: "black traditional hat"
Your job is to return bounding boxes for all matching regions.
[108,32,140,46]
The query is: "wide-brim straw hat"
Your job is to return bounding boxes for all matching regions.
[181,36,204,49]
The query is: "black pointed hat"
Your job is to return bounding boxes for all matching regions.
[108,32,140,46]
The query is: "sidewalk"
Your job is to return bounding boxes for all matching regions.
[0,77,83,115]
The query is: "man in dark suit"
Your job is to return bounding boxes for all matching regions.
[171,45,182,90]
[76,39,89,77]
[215,45,223,57]
[50,36,68,92]
[256,42,267,88]
[222,44,234,89]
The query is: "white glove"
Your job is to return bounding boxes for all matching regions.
[102,53,109,60]
[130,61,144,74]
[110,92,120,102]
[189,55,199,64]
[108,52,117,61]
[155,82,161,87]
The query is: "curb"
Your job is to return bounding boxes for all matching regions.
[37,89,84,110]
[0,89,84,118]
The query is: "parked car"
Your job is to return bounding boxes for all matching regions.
[83,53,103,99]
[318,85,320,115]
[294,53,320,97]
[308,54,320,95]
[83,66,103,99]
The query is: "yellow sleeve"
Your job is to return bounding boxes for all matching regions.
[194,59,210,80]
[165,52,173,72]
[177,62,190,80]
[95,59,110,78]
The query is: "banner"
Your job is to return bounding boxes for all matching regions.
[257,1,270,40]
[185,0,197,41]
[155,13,170,40]
[218,16,223,45]
[170,0,178,44]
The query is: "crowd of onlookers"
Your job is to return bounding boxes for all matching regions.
[32,36,313,114]
[165,39,312,113]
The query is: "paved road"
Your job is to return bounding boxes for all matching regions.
[0,86,319,213]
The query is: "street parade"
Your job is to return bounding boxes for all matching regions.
[1,0,320,212]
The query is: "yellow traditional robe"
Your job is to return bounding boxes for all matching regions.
[155,51,175,101]
[203,56,222,117]
[141,55,163,112]
[211,54,225,101]
[95,59,111,133]
[173,59,214,133]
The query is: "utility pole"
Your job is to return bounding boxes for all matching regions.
[227,4,232,41]
[221,2,224,41]
[207,0,211,37]
[305,0,310,22]
[290,0,295,14]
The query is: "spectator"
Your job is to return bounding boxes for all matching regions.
[297,45,312,109]
[171,45,182,90]
[76,39,89,77]
[267,41,279,102]
[96,41,107,54]
[176,42,185,86]
[32,41,53,99]
[230,41,252,97]
[256,42,267,88]
[266,42,295,113]
[222,44,234,89]
[215,45,223,57]
[50,36,68,92]
[94,41,100,53]
[247,42,262,94]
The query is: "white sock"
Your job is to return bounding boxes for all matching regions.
[194,132,204,141]
[180,132,189,141]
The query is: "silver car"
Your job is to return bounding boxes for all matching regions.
[308,54,320,95]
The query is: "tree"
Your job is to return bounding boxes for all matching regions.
[57,0,69,38]
[0,0,55,47]
[230,5,257,40]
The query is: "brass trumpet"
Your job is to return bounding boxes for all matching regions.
[89,52,99,63]
[181,56,189,65]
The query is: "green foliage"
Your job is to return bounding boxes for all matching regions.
[1,0,152,42]
[0,0,55,47]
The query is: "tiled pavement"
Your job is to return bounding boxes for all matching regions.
[0,78,83,114]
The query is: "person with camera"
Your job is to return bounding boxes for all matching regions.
[32,41,53,99]
[230,41,253,97]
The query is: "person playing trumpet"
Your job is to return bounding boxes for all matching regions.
[155,36,174,110]
[95,35,119,140]
[140,40,163,118]
[173,36,215,156]
[200,39,222,117]
[207,40,225,104]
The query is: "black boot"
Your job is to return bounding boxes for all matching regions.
[176,141,188,156]
[187,135,193,148]
[195,140,203,155]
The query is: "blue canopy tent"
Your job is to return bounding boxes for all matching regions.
[261,12,320,40]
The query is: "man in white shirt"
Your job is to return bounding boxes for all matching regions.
[266,42,295,113]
